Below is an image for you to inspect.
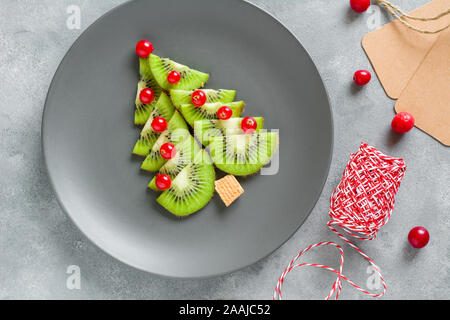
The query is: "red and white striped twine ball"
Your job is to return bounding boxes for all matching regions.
[274,143,407,300]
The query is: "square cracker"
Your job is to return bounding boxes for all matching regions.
[215,175,244,207]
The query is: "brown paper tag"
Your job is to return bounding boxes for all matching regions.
[395,28,450,146]
[362,0,450,99]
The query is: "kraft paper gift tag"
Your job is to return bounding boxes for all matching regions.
[362,0,450,99]
[395,28,450,146]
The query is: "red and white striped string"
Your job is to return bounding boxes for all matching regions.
[274,143,407,300]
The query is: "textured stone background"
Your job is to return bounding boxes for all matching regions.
[0,0,448,299]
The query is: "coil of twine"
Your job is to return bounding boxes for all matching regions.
[375,0,450,34]
[274,143,407,300]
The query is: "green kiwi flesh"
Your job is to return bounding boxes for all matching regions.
[133,92,176,156]
[148,135,201,191]
[135,58,163,125]
[209,132,279,176]
[141,111,190,172]
[139,57,153,79]
[194,117,264,146]
[170,89,236,110]
[157,150,215,217]
[180,101,245,127]
[149,54,209,91]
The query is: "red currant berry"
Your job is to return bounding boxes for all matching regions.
[217,106,233,120]
[350,0,370,13]
[139,88,155,104]
[391,112,415,133]
[135,40,154,58]
[408,227,430,249]
[151,117,168,133]
[191,90,207,107]
[167,71,181,84]
[241,117,258,134]
[160,143,176,160]
[353,70,371,86]
[155,174,171,191]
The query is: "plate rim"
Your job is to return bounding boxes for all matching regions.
[41,0,334,279]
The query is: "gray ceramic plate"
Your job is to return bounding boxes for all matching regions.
[42,0,332,278]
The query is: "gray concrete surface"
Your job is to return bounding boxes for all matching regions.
[0,0,448,300]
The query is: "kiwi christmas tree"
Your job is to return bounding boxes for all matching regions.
[132,40,279,217]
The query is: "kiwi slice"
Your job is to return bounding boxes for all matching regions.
[135,58,163,125]
[139,56,153,80]
[157,149,215,217]
[180,101,245,127]
[148,135,201,191]
[149,54,209,91]
[141,111,190,172]
[194,117,264,146]
[132,92,176,156]
[208,132,279,176]
[170,89,236,110]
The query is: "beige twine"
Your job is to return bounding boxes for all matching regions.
[375,0,450,34]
